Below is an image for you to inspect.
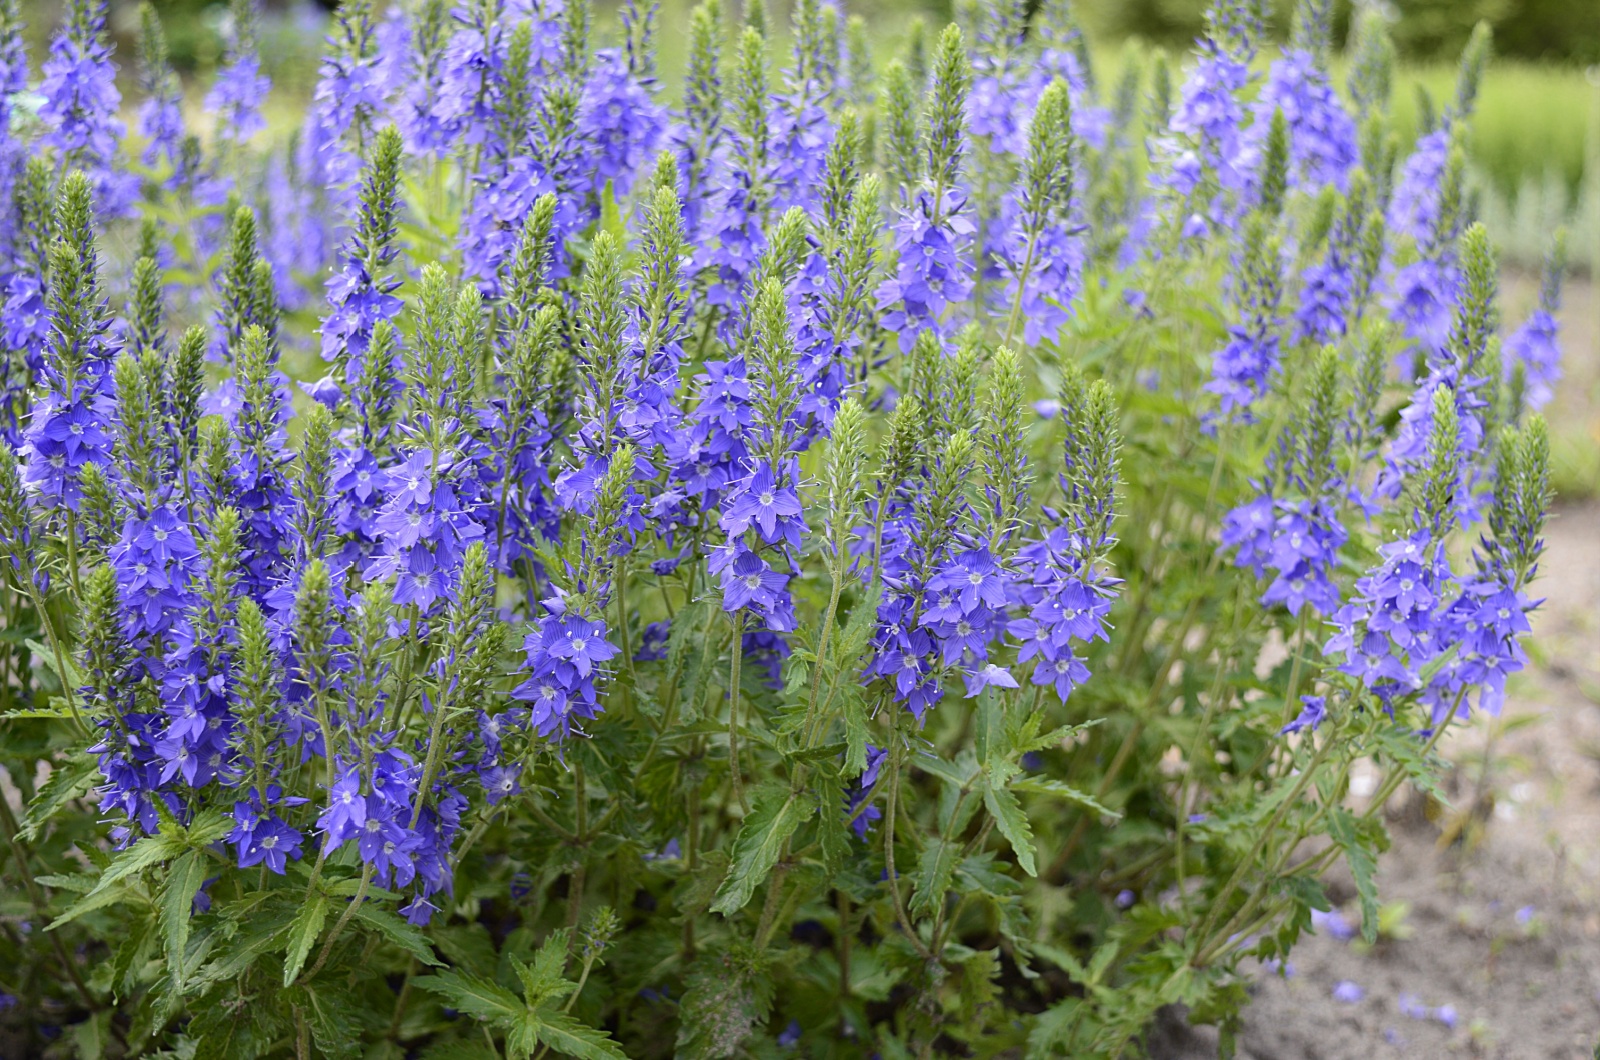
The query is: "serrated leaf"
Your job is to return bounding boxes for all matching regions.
[160,850,209,991]
[281,892,330,987]
[811,771,850,873]
[288,983,363,1060]
[20,753,97,841]
[110,914,154,999]
[710,788,810,915]
[915,752,978,790]
[909,839,959,919]
[1,703,80,719]
[677,947,774,1060]
[48,880,137,931]
[414,968,524,1024]
[530,1007,628,1060]
[840,686,869,776]
[70,1010,111,1060]
[975,692,1007,768]
[199,906,298,984]
[833,585,881,669]
[64,832,184,913]
[351,903,442,966]
[26,637,84,688]
[514,928,572,1006]
[183,808,233,847]
[982,777,1037,877]
[1328,807,1381,944]
[1010,777,1121,818]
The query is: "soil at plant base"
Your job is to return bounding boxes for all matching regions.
[1156,275,1600,1059]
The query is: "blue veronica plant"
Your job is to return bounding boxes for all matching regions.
[0,0,1559,1055]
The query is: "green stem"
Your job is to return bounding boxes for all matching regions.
[727,610,749,816]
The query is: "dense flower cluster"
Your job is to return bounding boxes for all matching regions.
[0,0,1559,1052]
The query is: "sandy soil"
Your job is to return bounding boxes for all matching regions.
[1155,278,1600,1058]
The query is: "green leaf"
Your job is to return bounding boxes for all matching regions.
[833,585,881,669]
[160,849,209,991]
[281,892,330,987]
[513,929,572,1007]
[1,703,80,720]
[49,880,138,931]
[840,686,869,776]
[982,776,1037,877]
[351,903,443,966]
[109,914,154,999]
[530,1007,629,1060]
[677,946,774,1060]
[67,831,183,909]
[1010,777,1121,818]
[710,788,810,915]
[20,753,98,841]
[915,751,977,790]
[1328,807,1381,944]
[909,839,960,919]
[70,1010,111,1060]
[27,637,84,688]
[974,691,1007,768]
[200,906,298,983]
[183,808,233,847]
[811,770,850,874]
[414,969,524,1025]
[286,983,363,1060]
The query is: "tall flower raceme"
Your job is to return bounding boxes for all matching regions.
[1376,223,1499,522]
[0,0,25,234]
[1384,131,1467,357]
[134,3,185,178]
[1383,26,1490,356]
[1,161,53,445]
[311,0,387,207]
[320,126,405,390]
[993,78,1082,348]
[877,25,976,350]
[672,0,726,242]
[711,275,808,638]
[767,0,837,216]
[19,174,118,513]
[392,0,453,155]
[1294,168,1385,345]
[1324,385,1472,726]
[513,448,630,741]
[205,0,272,154]
[221,325,297,599]
[1158,0,1262,219]
[1242,0,1356,194]
[672,207,810,513]
[1504,232,1565,411]
[1008,365,1122,702]
[363,266,490,617]
[1387,23,1490,246]
[699,25,775,317]
[1203,177,1288,422]
[578,3,668,205]
[1222,346,1356,618]
[38,0,137,219]
[211,206,280,367]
